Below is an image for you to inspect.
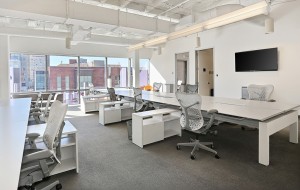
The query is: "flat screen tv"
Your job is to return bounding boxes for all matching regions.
[235,48,278,72]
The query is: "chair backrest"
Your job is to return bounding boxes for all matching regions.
[186,84,198,93]
[153,82,162,92]
[89,83,95,95]
[247,84,274,101]
[175,92,204,131]
[43,101,68,151]
[107,87,117,101]
[44,94,53,114]
[133,88,143,112]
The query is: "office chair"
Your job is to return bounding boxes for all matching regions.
[133,88,150,112]
[19,101,68,190]
[107,87,122,101]
[186,84,198,93]
[240,84,274,131]
[153,82,163,92]
[176,80,183,92]
[247,84,274,101]
[175,92,219,160]
[30,94,53,124]
[50,93,63,104]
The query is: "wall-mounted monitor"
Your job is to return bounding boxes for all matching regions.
[235,48,278,72]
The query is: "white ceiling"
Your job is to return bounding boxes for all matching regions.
[0,0,268,47]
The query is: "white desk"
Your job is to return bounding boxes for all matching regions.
[113,89,299,166]
[0,98,31,190]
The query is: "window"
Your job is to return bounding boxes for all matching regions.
[65,76,70,90]
[9,53,46,93]
[107,57,129,88]
[140,59,150,86]
[79,57,106,89]
[57,76,62,90]
[49,56,79,104]
[49,56,78,91]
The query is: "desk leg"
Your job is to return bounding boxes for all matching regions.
[289,120,298,144]
[259,122,269,166]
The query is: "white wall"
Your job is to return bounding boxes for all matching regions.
[10,36,152,58]
[150,1,300,106]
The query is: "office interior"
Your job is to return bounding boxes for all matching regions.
[0,0,300,190]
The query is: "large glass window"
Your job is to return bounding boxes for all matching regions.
[140,59,150,86]
[9,53,47,93]
[107,57,129,88]
[79,57,106,89]
[49,56,79,104]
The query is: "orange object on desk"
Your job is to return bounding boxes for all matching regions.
[144,84,153,91]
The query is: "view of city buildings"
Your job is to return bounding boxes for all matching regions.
[9,54,149,95]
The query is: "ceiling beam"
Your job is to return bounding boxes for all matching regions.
[0,0,172,34]
[145,0,167,13]
[120,0,134,8]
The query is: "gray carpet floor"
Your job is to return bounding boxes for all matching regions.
[50,105,300,190]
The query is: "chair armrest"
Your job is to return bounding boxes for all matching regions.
[26,133,40,139]
[30,108,41,113]
[22,149,53,164]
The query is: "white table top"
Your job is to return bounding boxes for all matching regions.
[27,120,77,136]
[114,89,300,121]
[0,98,31,190]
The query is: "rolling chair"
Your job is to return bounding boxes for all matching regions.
[133,88,151,112]
[153,82,162,92]
[176,80,183,92]
[186,84,198,93]
[241,84,275,131]
[107,87,121,101]
[247,84,274,101]
[30,94,53,124]
[19,101,68,190]
[175,92,219,160]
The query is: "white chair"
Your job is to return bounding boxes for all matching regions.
[31,94,53,124]
[153,82,163,92]
[241,84,274,130]
[19,101,68,190]
[175,92,219,160]
[247,84,274,101]
[177,80,183,92]
[186,84,198,93]
[133,88,150,112]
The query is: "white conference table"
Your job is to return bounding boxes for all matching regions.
[0,98,31,190]
[113,89,299,166]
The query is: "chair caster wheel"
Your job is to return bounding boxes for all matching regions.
[190,155,196,160]
[241,126,245,130]
[56,184,62,190]
[215,154,220,159]
[176,145,180,150]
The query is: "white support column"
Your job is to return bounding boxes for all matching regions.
[132,50,140,87]
[0,35,10,101]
